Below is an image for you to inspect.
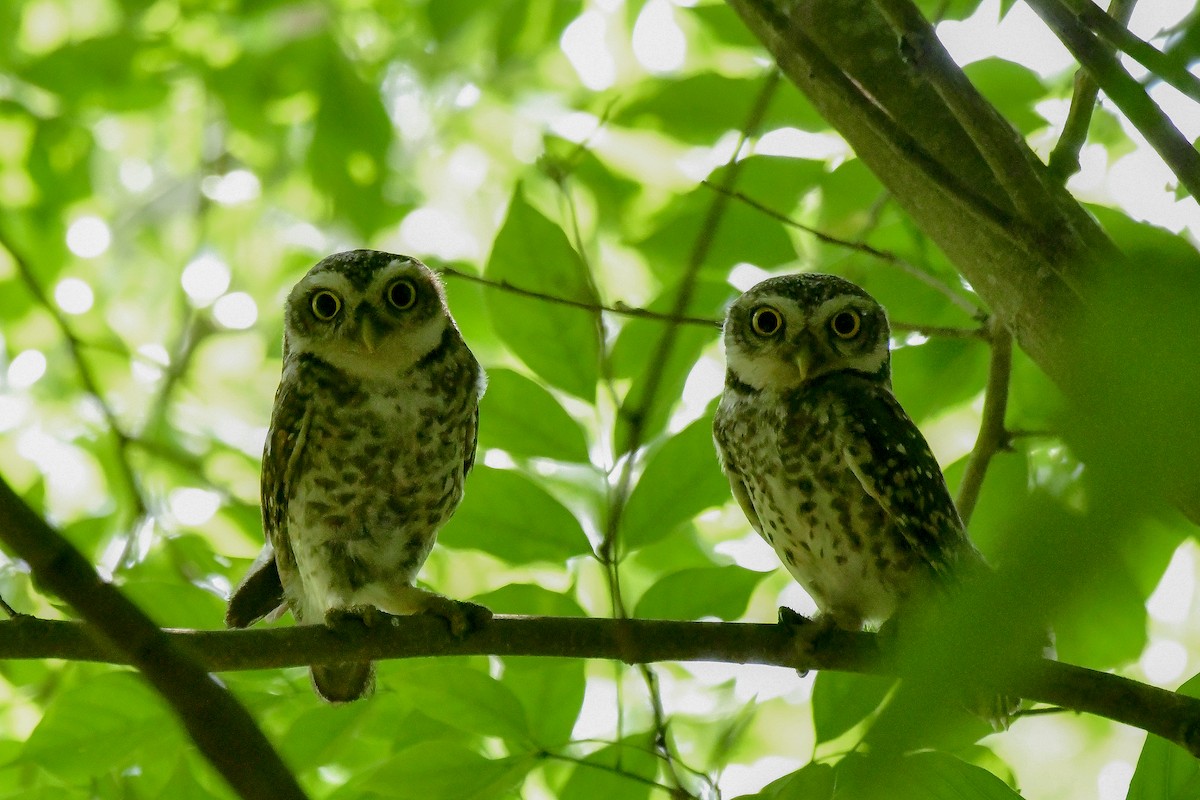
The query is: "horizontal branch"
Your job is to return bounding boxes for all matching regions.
[5,614,1199,757]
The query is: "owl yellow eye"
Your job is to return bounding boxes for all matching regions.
[387,278,418,310]
[311,291,342,321]
[750,306,783,337]
[830,309,861,339]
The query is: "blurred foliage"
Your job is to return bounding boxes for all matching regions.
[0,0,1199,799]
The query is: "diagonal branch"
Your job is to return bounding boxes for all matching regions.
[1061,0,1200,104]
[4,614,1200,758]
[0,229,148,526]
[1024,0,1200,199]
[0,475,306,800]
[1049,0,1140,182]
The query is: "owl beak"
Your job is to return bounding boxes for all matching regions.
[358,315,382,353]
[792,334,816,381]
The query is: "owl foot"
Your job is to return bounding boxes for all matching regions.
[778,607,846,675]
[324,604,386,632]
[417,595,492,637]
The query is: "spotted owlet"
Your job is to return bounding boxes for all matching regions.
[226,250,487,702]
[712,273,988,632]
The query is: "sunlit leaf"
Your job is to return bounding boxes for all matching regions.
[634,565,768,621]
[500,658,586,749]
[836,751,1023,799]
[439,466,591,564]
[559,734,659,800]
[389,662,533,747]
[358,742,531,799]
[477,368,590,462]
[622,416,732,548]
[485,188,601,400]
[19,672,179,782]
[810,671,895,744]
[1126,672,1200,800]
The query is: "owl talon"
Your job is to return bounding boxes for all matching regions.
[324,605,385,631]
[421,596,492,638]
[777,606,813,628]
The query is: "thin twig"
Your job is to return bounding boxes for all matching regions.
[892,321,988,339]
[1024,0,1200,199]
[1061,0,1200,104]
[6,614,1200,758]
[956,319,1013,525]
[0,229,148,527]
[873,0,1060,224]
[0,475,306,800]
[1048,0,1139,183]
[701,181,985,318]
[540,751,677,794]
[597,71,781,798]
[0,594,20,618]
[437,267,720,328]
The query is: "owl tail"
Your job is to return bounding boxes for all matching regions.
[311,662,375,703]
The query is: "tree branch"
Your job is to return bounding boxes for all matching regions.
[956,319,1014,525]
[700,180,986,319]
[1061,0,1200,104]
[437,266,721,328]
[1024,0,1200,199]
[0,476,306,800]
[1048,0,1139,182]
[0,229,148,528]
[3,614,1199,757]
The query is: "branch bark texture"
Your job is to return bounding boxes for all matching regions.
[0,478,307,800]
[3,614,1199,758]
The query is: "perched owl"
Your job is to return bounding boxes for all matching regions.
[226,250,487,702]
[712,273,988,631]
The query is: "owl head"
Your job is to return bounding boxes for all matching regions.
[722,273,891,391]
[283,250,455,379]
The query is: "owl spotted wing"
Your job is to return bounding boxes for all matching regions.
[226,371,312,626]
[464,403,479,476]
[833,380,970,581]
[225,544,283,628]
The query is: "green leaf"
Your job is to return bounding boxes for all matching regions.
[810,671,895,744]
[616,74,825,144]
[358,742,531,799]
[634,565,768,621]
[836,751,1022,799]
[19,672,178,782]
[622,416,732,548]
[890,337,989,424]
[120,581,225,629]
[638,188,797,281]
[739,762,835,799]
[439,466,591,564]
[390,663,533,747]
[609,279,727,451]
[485,187,601,400]
[963,59,1047,135]
[560,734,659,800]
[471,583,586,617]
[500,658,586,748]
[307,37,394,235]
[21,36,169,111]
[279,702,371,770]
[477,368,590,462]
[1126,672,1200,800]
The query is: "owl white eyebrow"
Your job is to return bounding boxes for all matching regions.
[811,295,878,322]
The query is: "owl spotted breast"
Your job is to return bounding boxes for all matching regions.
[226,250,486,702]
[713,273,988,632]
